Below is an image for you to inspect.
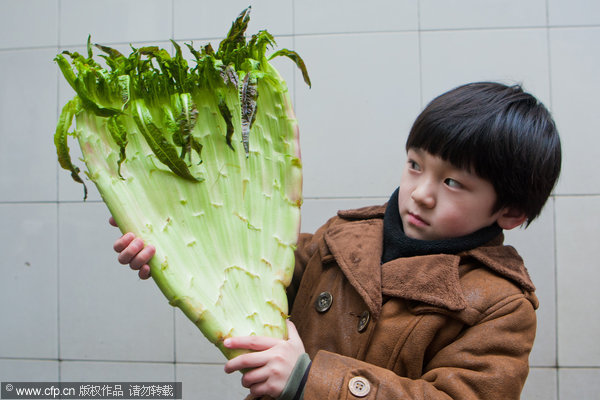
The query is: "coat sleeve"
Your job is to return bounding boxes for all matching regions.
[302,295,537,400]
[287,216,339,310]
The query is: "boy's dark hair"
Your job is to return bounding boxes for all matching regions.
[406,82,561,224]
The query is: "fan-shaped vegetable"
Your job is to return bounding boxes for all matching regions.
[54,8,310,359]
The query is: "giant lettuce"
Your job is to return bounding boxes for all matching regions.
[54,8,310,359]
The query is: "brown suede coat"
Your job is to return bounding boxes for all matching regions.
[284,204,538,400]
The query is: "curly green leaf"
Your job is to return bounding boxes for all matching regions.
[133,101,200,182]
[217,96,235,150]
[176,93,199,161]
[218,7,251,64]
[269,49,311,88]
[54,99,88,199]
[240,73,258,156]
[219,64,239,89]
[107,115,128,179]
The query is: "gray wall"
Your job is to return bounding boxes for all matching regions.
[1,1,599,399]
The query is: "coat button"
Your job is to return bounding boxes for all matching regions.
[357,310,370,332]
[315,291,333,313]
[348,376,371,397]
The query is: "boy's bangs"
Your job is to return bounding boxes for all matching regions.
[406,123,491,177]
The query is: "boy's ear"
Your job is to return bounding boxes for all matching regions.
[496,207,528,230]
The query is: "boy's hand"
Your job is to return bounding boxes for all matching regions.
[109,217,155,280]
[224,320,305,398]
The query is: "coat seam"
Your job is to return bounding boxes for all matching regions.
[478,293,534,323]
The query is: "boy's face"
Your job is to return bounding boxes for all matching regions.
[398,148,503,240]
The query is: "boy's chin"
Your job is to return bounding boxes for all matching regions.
[403,224,433,241]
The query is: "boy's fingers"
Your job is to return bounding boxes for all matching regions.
[224,335,281,352]
[117,238,145,265]
[224,351,271,374]
[129,245,156,270]
[138,265,151,280]
[248,382,274,399]
[241,369,270,390]
[113,232,135,253]
[108,216,117,227]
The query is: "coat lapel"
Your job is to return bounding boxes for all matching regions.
[467,245,535,292]
[381,255,467,311]
[324,219,384,318]
[323,217,468,319]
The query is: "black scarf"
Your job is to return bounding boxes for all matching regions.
[382,188,502,263]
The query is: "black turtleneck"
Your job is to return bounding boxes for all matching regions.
[382,188,502,263]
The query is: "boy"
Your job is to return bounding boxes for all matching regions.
[113,82,561,399]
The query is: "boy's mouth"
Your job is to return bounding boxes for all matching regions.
[406,212,429,227]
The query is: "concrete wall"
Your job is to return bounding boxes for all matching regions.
[1,1,598,398]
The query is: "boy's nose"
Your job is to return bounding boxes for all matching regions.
[411,182,436,208]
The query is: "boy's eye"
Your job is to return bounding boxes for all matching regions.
[444,178,462,188]
[408,160,421,171]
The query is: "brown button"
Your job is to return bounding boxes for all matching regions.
[348,376,370,397]
[315,291,333,313]
[357,310,370,332]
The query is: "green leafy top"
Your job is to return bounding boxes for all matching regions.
[54,7,310,198]
[57,7,309,108]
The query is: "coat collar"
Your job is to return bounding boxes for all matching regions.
[322,204,535,319]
